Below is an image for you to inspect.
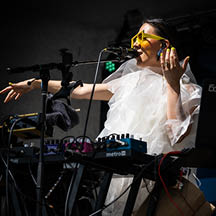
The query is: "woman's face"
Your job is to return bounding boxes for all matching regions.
[134,23,165,68]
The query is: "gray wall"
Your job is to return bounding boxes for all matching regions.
[0,9,116,143]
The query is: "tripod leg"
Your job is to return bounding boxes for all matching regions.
[123,175,142,216]
[146,181,161,216]
[94,172,113,216]
[67,164,85,216]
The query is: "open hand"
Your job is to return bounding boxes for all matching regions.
[0,79,35,103]
[160,47,190,88]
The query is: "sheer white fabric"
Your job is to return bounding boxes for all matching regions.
[97,59,202,215]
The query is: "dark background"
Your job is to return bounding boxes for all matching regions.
[0,0,216,144]
[0,1,216,214]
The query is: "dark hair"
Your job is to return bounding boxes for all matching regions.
[143,18,185,60]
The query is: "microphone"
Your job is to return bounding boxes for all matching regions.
[104,47,140,59]
[6,63,59,73]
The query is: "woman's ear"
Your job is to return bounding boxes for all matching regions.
[157,40,169,60]
[162,39,170,49]
[161,41,166,49]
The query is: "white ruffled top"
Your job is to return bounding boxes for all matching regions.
[98,59,201,155]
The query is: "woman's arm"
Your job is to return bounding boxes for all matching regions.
[0,79,113,103]
[160,47,193,143]
[35,80,113,101]
[71,83,113,101]
[161,47,190,120]
[166,81,193,143]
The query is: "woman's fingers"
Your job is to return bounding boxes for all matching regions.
[161,47,183,73]
[170,47,180,69]
[8,91,17,101]
[170,47,175,69]
[170,47,189,73]
[160,51,165,71]
[164,48,170,70]
[15,92,22,100]
[160,48,171,72]
[0,86,13,94]
[1,83,20,103]
[4,89,15,103]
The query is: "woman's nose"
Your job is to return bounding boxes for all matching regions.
[133,39,141,49]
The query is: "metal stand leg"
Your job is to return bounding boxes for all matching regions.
[123,174,142,216]
[67,164,85,216]
[94,172,113,216]
[146,181,161,216]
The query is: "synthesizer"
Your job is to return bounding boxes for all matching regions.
[0,113,53,139]
[90,135,147,160]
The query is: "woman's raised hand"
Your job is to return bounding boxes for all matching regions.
[160,47,190,88]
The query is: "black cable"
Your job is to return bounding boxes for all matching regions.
[60,135,76,143]
[0,152,55,214]
[63,157,99,216]
[90,133,119,159]
[143,178,151,194]
[61,136,81,216]
[60,135,76,152]
[107,133,120,139]
[4,116,56,215]
[82,49,105,144]
[28,160,37,186]
[76,135,94,152]
[64,163,79,216]
[63,49,105,216]
[6,117,26,216]
[88,169,99,202]
[73,136,99,204]
[1,152,29,216]
[89,159,156,216]
[45,171,65,199]
[62,135,94,154]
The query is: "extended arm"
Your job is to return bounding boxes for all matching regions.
[0,79,113,103]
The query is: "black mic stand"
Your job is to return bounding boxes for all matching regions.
[35,49,75,216]
[36,69,50,216]
[36,49,75,216]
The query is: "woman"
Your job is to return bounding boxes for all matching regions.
[0,18,204,215]
[0,18,200,157]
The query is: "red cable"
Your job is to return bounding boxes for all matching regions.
[158,151,185,216]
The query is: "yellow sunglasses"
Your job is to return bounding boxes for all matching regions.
[131,31,167,48]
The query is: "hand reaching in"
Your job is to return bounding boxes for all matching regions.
[0,79,36,103]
